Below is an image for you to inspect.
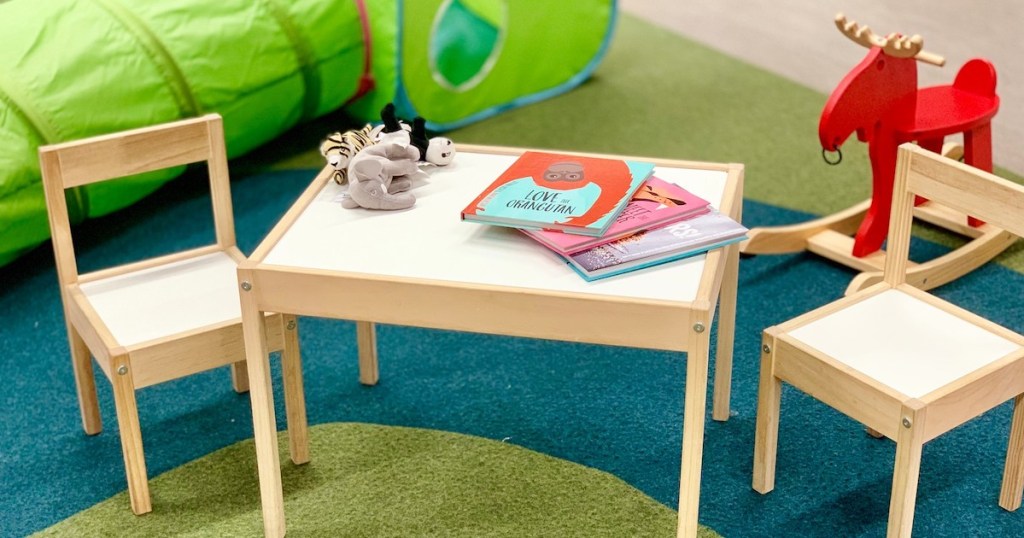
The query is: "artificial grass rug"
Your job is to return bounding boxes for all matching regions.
[33,423,719,537]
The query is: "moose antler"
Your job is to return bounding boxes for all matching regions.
[834,13,945,66]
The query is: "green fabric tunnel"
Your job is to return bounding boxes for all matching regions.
[352,0,617,131]
[0,0,616,267]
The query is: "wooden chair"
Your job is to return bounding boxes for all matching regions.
[752,144,1024,537]
[39,114,310,515]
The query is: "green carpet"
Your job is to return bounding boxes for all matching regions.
[33,423,717,538]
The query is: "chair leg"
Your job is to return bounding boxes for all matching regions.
[230,360,250,394]
[356,321,379,385]
[280,315,310,465]
[66,321,102,435]
[110,355,152,515]
[753,331,782,494]
[887,401,927,538]
[999,394,1024,511]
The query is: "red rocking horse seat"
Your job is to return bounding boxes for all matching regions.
[893,58,998,165]
[889,58,999,238]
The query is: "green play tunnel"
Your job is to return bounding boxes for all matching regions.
[0,0,616,267]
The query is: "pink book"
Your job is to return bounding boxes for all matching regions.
[521,176,712,255]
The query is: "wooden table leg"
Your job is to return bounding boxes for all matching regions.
[677,316,711,537]
[281,315,310,465]
[356,321,379,385]
[239,269,286,538]
[712,243,739,421]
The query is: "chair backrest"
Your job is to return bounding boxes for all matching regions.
[39,114,234,287]
[884,143,1024,285]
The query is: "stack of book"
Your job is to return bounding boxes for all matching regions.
[460,150,747,281]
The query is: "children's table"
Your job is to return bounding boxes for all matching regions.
[237,145,744,537]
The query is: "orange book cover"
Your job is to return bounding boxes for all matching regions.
[460,151,655,237]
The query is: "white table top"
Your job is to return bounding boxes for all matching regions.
[262,151,732,303]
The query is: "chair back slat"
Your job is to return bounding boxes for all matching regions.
[909,153,1024,238]
[47,117,215,189]
[884,144,1023,285]
[39,114,234,285]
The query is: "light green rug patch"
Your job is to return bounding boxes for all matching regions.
[35,423,720,537]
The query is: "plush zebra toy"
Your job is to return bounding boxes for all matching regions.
[319,124,376,185]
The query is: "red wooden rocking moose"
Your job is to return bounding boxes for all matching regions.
[741,13,1014,294]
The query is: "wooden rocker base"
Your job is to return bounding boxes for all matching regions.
[740,199,1017,296]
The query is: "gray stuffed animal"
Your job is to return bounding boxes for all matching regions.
[340,129,423,210]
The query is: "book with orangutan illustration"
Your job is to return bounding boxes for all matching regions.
[460,151,655,237]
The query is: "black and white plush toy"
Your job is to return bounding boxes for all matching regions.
[377,103,456,167]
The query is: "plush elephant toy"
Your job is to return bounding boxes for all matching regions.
[340,129,422,210]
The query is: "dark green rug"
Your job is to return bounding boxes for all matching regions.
[33,423,717,538]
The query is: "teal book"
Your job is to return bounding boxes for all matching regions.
[461,151,655,237]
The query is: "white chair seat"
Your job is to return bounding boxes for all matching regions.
[80,251,241,347]
[788,289,1020,398]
